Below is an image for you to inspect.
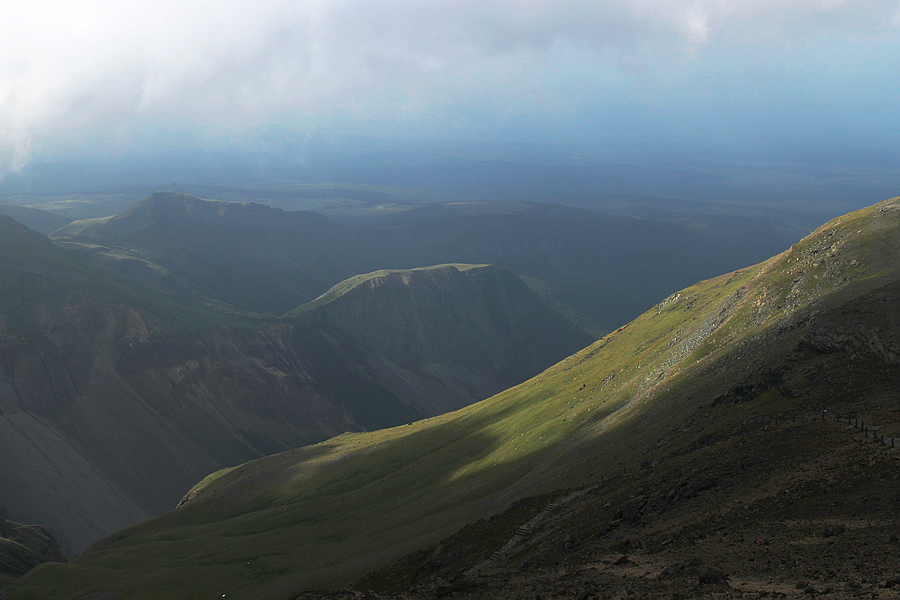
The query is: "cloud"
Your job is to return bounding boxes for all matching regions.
[2,0,898,177]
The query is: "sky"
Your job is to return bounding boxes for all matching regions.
[2,0,899,182]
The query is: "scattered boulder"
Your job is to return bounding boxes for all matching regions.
[615,496,648,523]
[665,487,681,504]
[433,576,484,597]
[657,562,685,580]
[697,565,728,585]
[71,592,116,600]
[576,582,598,600]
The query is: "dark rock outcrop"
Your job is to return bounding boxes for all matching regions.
[0,511,65,587]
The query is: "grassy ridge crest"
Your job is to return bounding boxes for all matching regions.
[288,263,491,316]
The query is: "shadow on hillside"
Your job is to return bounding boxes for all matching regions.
[18,275,900,598]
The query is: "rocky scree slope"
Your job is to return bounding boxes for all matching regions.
[13,196,900,600]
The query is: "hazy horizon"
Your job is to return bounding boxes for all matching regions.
[2,1,899,210]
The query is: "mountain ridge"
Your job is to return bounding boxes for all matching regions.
[51,191,802,332]
[12,196,900,599]
[52,191,344,314]
[0,222,590,557]
[295,264,593,412]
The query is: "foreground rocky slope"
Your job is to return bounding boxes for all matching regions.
[335,415,900,600]
[11,197,900,599]
[0,215,588,558]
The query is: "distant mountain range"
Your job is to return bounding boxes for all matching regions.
[51,191,801,333]
[0,205,69,235]
[10,196,900,599]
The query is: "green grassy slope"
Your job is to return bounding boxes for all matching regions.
[11,197,900,600]
[1,216,593,559]
[291,262,594,417]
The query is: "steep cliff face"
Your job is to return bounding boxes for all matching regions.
[0,255,410,556]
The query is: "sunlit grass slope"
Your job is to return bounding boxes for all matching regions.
[11,197,900,600]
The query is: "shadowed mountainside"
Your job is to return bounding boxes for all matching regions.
[0,215,589,557]
[13,196,900,599]
[0,205,70,235]
[295,264,593,413]
[52,193,348,313]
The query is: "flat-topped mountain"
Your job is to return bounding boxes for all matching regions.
[16,197,900,599]
[296,264,593,413]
